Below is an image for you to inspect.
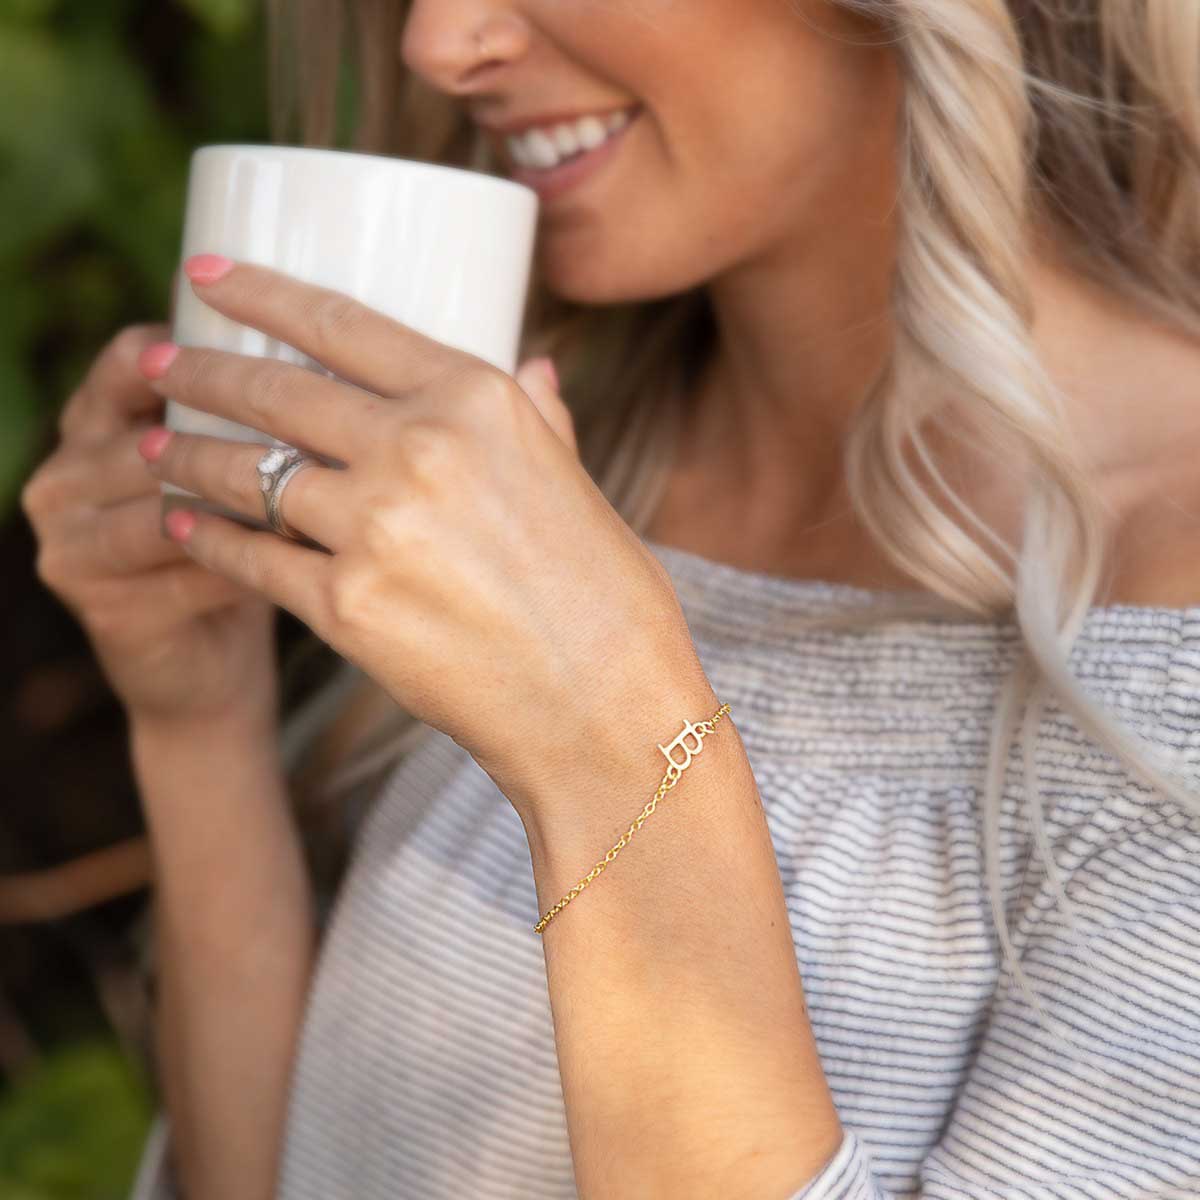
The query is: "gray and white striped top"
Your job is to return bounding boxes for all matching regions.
[129,536,1200,1199]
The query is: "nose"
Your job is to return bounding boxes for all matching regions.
[400,1,531,97]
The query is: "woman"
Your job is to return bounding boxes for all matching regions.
[22,0,1200,1196]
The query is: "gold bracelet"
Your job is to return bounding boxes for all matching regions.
[533,702,733,934]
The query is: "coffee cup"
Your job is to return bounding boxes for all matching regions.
[161,143,539,537]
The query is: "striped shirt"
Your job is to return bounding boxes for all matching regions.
[129,536,1200,1199]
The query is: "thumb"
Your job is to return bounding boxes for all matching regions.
[514,356,578,457]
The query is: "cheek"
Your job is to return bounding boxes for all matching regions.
[532,110,831,305]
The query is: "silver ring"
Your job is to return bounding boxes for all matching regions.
[256,444,320,541]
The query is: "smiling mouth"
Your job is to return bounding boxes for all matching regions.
[501,105,641,172]
[502,107,642,203]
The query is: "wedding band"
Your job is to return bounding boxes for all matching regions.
[256,444,320,541]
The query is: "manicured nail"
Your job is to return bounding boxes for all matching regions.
[183,253,234,285]
[137,342,179,380]
[137,426,174,462]
[165,509,196,542]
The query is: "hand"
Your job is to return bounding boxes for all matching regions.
[21,321,280,733]
[134,255,703,815]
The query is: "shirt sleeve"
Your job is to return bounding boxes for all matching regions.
[785,1127,889,1199]
[126,1111,183,1200]
[785,801,1200,1200]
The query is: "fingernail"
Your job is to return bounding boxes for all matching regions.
[165,509,196,542]
[137,342,179,379]
[183,253,234,285]
[137,426,173,462]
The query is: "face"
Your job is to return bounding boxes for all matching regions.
[400,1,901,306]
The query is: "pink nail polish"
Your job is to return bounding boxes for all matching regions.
[165,509,196,541]
[137,342,179,379]
[184,253,234,285]
[137,426,173,462]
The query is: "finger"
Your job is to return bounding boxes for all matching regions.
[514,357,576,455]
[93,426,165,507]
[143,429,349,553]
[59,324,172,445]
[165,506,335,636]
[28,429,168,528]
[130,558,268,623]
[180,255,466,397]
[66,493,193,578]
[138,343,372,467]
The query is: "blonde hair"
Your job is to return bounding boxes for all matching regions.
[266,0,1200,1069]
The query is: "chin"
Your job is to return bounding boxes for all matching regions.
[535,244,707,308]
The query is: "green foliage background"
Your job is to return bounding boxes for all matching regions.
[0,0,269,521]
[1,1,270,1192]
[0,1042,155,1199]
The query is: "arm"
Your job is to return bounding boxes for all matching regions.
[517,673,848,1199]
[130,712,318,1200]
[517,668,1200,1200]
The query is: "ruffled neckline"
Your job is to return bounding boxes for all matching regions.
[641,536,1200,650]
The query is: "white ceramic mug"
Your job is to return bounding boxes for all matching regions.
[162,143,539,535]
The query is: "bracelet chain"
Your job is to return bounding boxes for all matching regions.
[533,702,733,934]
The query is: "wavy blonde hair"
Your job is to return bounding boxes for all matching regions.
[265,0,1200,1068]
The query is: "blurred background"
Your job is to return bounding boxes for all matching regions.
[0,1,302,1193]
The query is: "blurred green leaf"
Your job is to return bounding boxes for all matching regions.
[184,12,268,139]
[177,0,253,38]
[0,0,59,22]
[0,26,102,262]
[0,0,268,528]
[0,1039,153,1198]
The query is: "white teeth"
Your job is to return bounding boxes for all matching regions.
[575,115,608,152]
[505,107,635,171]
[523,128,560,169]
[551,124,580,158]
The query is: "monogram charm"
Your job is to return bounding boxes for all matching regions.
[658,717,715,781]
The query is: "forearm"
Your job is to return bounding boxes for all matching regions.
[519,676,844,1200]
[131,713,317,1200]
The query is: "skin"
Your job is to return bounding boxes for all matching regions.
[400,0,1200,604]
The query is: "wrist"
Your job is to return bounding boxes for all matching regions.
[128,707,291,843]
[130,704,280,763]
[130,696,278,739]
[518,689,746,935]
[508,666,727,873]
